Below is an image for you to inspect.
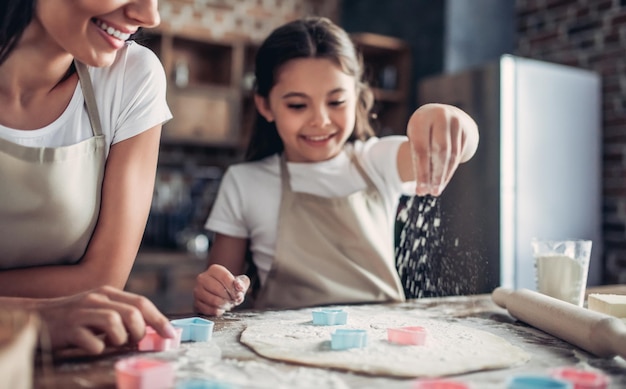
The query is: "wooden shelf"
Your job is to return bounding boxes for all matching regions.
[351,32,411,135]
[139,28,257,148]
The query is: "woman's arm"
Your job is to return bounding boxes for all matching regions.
[397,103,479,195]
[194,233,250,316]
[0,125,161,297]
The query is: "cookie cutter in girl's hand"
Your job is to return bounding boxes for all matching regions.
[115,357,175,389]
[387,326,427,345]
[170,317,215,342]
[137,326,183,351]
[331,329,367,350]
[312,308,348,325]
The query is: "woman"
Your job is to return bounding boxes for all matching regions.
[0,0,171,296]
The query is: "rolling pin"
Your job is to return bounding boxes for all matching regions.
[492,287,626,359]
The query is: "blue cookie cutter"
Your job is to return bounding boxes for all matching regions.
[170,317,215,342]
[331,329,367,350]
[312,308,348,325]
[507,376,573,389]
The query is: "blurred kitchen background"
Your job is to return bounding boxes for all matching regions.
[126,0,626,313]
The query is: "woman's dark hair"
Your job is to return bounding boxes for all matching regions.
[0,0,35,65]
[245,17,375,162]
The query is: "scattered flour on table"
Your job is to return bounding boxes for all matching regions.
[240,309,530,378]
[139,339,349,389]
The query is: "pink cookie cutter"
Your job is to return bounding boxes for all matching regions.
[137,326,182,352]
[550,367,610,389]
[115,357,174,389]
[413,379,469,389]
[387,326,427,345]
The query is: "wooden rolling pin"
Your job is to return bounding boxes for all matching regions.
[492,287,626,359]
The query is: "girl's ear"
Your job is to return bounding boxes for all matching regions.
[254,94,274,123]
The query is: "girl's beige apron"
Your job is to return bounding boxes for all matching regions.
[255,154,405,309]
[0,62,105,269]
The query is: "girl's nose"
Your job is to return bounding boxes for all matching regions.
[126,0,161,28]
[310,106,331,127]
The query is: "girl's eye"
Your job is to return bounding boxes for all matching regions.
[329,100,345,107]
[287,103,306,110]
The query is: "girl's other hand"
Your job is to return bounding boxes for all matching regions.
[406,103,478,196]
[36,286,176,355]
[194,264,250,317]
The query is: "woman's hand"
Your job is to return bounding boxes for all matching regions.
[406,103,479,196]
[194,264,250,317]
[35,286,177,354]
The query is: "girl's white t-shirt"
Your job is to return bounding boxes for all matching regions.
[0,41,172,155]
[205,136,415,284]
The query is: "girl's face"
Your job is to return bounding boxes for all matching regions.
[34,0,160,67]
[256,58,357,163]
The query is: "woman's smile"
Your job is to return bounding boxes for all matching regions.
[92,19,133,41]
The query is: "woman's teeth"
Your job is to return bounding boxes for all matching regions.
[94,19,131,41]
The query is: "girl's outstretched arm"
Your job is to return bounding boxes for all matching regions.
[194,233,250,316]
[397,103,479,196]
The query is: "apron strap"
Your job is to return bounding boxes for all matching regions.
[350,151,377,191]
[74,61,103,137]
[278,145,377,194]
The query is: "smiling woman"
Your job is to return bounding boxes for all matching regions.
[0,0,172,298]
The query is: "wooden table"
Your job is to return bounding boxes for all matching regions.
[34,293,626,389]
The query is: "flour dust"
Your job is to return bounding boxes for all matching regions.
[395,195,485,299]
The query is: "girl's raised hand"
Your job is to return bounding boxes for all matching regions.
[406,103,478,196]
[194,264,250,317]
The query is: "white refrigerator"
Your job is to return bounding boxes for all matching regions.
[418,54,602,293]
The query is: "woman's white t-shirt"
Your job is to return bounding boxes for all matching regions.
[205,136,415,284]
[0,41,172,154]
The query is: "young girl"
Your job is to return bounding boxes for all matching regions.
[0,1,171,296]
[194,17,479,316]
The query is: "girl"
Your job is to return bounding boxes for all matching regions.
[194,17,479,316]
[0,0,171,296]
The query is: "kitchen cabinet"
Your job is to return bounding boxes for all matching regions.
[140,29,411,145]
[351,32,411,136]
[139,28,257,148]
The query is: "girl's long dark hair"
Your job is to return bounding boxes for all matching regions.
[0,0,35,65]
[245,17,375,162]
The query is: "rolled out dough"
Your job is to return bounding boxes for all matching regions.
[240,309,529,378]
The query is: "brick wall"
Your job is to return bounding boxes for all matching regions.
[158,0,339,42]
[516,0,626,283]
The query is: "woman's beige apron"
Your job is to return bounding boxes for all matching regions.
[255,153,406,309]
[0,62,105,269]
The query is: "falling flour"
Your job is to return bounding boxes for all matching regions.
[395,195,484,299]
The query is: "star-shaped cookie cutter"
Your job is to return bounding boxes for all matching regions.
[312,308,348,325]
[331,328,367,350]
[170,317,215,342]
